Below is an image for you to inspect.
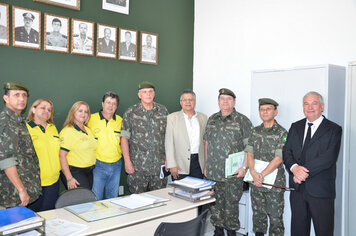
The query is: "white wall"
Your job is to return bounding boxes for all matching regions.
[194,0,356,117]
[194,0,356,235]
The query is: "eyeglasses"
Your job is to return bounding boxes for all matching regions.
[259,107,275,112]
[180,98,195,102]
[104,101,117,106]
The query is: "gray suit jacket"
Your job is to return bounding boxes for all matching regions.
[165,110,207,174]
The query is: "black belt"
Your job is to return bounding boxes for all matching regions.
[191,153,198,158]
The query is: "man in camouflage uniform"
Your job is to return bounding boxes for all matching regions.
[245,98,288,236]
[204,88,252,236]
[0,82,41,208]
[121,81,168,193]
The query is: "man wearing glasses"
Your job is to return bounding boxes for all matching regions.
[245,98,288,236]
[165,89,207,180]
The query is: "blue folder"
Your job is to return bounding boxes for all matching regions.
[0,206,36,227]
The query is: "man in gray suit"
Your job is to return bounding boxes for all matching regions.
[165,89,207,180]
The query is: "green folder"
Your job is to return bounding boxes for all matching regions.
[225,151,245,178]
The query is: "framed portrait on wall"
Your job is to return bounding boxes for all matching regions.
[96,23,117,59]
[71,18,94,56]
[12,6,41,50]
[44,13,69,53]
[119,28,137,61]
[102,0,129,15]
[0,3,9,46]
[33,0,80,11]
[140,31,158,65]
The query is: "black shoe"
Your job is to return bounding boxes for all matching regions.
[255,232,264,236]
[213,226,224,236]
[226,229,236,236]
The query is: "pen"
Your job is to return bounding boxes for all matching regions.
[101,202,108,208]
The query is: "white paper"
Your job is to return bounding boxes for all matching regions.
[243,159,278,189]
[111,194,169,210]
[45,218,88,236]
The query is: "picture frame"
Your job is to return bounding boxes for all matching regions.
[119,28,137,61]
[96,23,117,59]
[12,6,41,50]
[102,0,129,15]
[44,13,69,53]
[140,31,158,65]
[71,18,94,56]
[33,0,80,11]
[0,3,9,46]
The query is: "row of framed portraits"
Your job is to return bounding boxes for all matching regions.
[0,4,158,65]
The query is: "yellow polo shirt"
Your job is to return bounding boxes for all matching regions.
[26,121,61,186]
[59,124,97,168]
[87,112,122,163]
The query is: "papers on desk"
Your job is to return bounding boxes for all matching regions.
[46,218,88,236]
[225,151,245,178]
[243,159,278,189]
[169,189,214,202]
[170,176,215,191]
[111,193,169,210]
[65,201,127,222]
[0,206,44,235]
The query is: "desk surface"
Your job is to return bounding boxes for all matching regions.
[39,187,215,235]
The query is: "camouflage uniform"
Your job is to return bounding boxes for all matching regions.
[204,109,252,230]
[244,121,288,236]
[121,102,168,193]
[0,107,41,208]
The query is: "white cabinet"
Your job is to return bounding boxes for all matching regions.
[237,191,249,235]
[250,64,346,236]
[344,62,356,236]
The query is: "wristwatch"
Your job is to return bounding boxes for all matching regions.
[242,166,248,170]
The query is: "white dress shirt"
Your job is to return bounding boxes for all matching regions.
[183,112,200,154]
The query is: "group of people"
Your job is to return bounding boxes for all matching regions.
[0,80,341,236]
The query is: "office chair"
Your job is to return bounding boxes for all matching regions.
[55,188,97,209]
[154,209,209,236]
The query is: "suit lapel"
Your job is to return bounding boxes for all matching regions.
[309,118,330,146]
[296,119,307,149]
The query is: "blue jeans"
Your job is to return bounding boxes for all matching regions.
[92,159,122,200]
[28,180,59,212]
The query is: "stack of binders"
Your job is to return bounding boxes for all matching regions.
[168,176,215,202]
[0,206,45,235]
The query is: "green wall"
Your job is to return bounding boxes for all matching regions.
[0,0,194,126]
[0,0,194,195]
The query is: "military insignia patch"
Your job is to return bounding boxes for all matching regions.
[283,135,287,142]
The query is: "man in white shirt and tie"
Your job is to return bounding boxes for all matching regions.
[165,89,207,180]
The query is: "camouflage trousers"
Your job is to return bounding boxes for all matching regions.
[127,172,167,194]
[210,177,243,230]
[251,188,285,236]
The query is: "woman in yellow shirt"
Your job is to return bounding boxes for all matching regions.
[59,101,97,190]
[26,98,61,211]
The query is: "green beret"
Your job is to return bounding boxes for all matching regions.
[3,82,29,94]
[138,81,155,90]
[219,88,236,98]
[259,98,279,107]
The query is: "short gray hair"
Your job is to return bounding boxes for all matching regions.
[303,91,324,105]
[180,89,196,101]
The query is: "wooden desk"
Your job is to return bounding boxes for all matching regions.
[38,187,215,235]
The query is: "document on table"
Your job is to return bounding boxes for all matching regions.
[225,151,245,178]
[45,218,88,236]
[65,201,127,222]
[111,193,169,210]
[243,159,278,189]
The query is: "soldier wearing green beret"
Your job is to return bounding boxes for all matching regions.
[245,98,288,236]
[203,88,252,236]
[121,81,168,193]
[0,82,41,209]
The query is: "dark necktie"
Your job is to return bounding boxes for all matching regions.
[301,122,313,164]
